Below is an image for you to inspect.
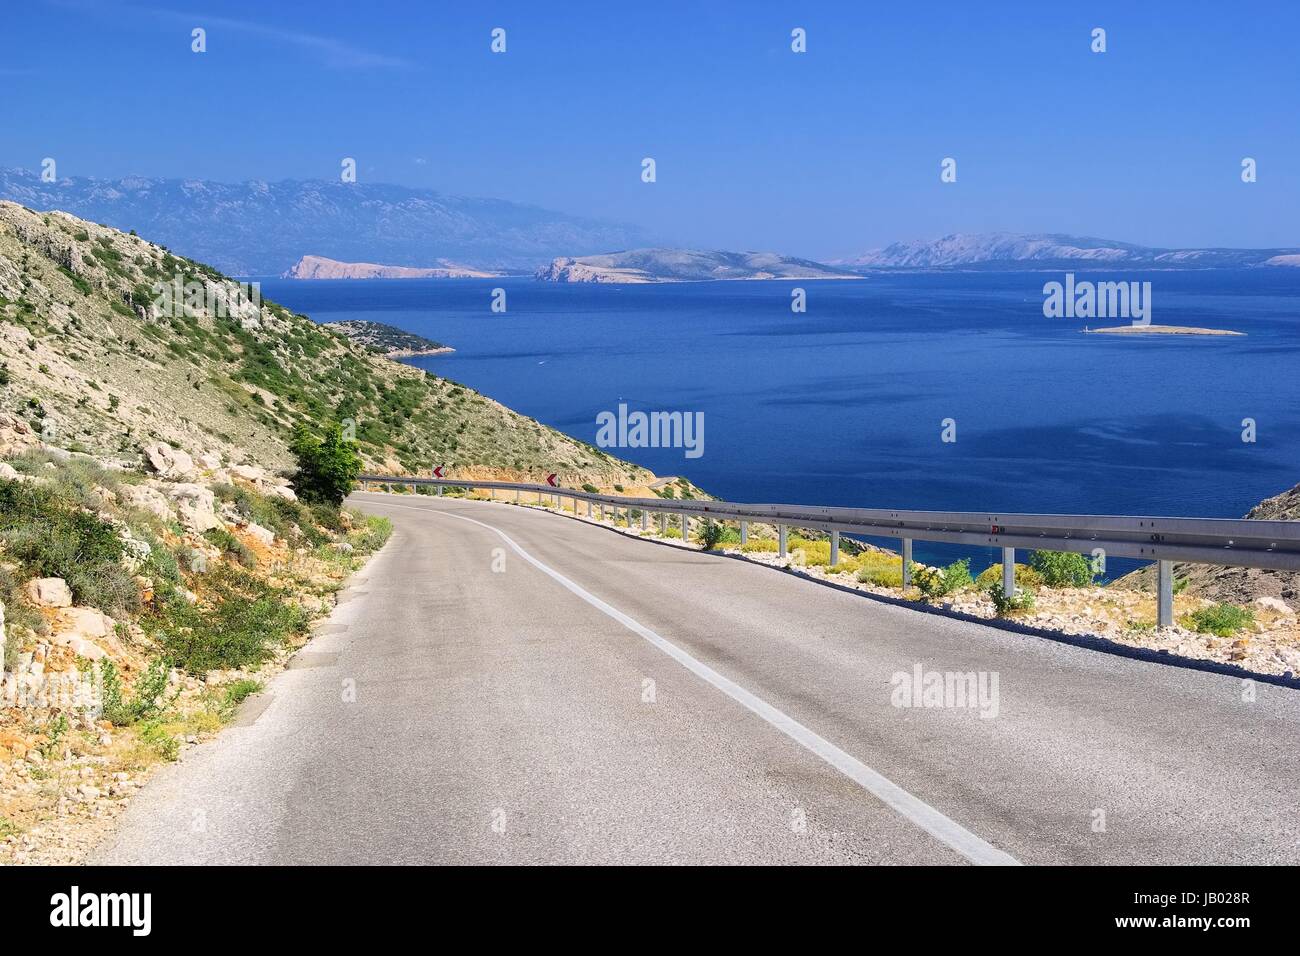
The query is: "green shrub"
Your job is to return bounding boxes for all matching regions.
[220,679,263,716]
[145,567,309,674]
[1182,602,1254,637]
[203,527,256,568]
[739,538,778,553]
[856,552,905,588]
[289,421,362,506]
[790,537,831,566]
[988,583,1037,616]
[695,518,725,550]
[1029,550,1095,587]
[99,656,170,726]
[913,559,973,599]
[348,514,392,553]
[975,562,1044,590]
[0,477,139,613]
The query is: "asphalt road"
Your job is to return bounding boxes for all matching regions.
[96,492,1300,865]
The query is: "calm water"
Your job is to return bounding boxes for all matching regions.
[261,271,1300,573]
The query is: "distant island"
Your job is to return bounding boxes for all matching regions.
[1085,325,1246,336]
[282,255,500,280]
[325,320,453,357]
[834,233,1300,272]
[536,248,861,283]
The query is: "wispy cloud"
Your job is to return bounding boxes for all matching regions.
[181,10,414,69]
[50,0,413,69]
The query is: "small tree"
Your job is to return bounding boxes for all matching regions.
[695,518,725,550]
[1029,549,1095,587]
[290,422,362,506]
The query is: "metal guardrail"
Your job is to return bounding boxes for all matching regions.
[357,474,1300,628]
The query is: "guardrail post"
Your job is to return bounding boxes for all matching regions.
[902,538,913,589]
[830,530,840,567]
[598,503,604,520]
[1002,547,1016,598]
[641,510,648,530]
[586,500,592,517]
[681,513,689,542]
[778,525,787,558]
[515,489,520,504]
[740,521,748,545]
[436,485,442,497]
[1157,560,1174,628]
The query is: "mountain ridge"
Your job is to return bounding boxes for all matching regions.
[836,232,1300,270]
[0,169,656,277]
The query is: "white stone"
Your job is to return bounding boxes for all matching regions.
[1254,596,1296,617]
[228,464,266,484]
[119,483,174,522]
[143,442,196,480]
[165,483,222,533]
[59,607,114,639]
[265,484,298,502]
[26,577,72,608]
[245,522,275,546]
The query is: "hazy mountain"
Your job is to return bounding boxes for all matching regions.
[536,248,861,283]
[837,233,1300,271]
[0,168,656,276]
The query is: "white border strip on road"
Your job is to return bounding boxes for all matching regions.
[372,497,1021,866]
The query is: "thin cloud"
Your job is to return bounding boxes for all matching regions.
[186,11,414,69]
[49,0,413,69]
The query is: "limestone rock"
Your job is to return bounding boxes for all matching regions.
[59,607,113,639]
[165,483,222,533]
[144,442,196,480]
[265,484,298,502]
[245,522,275,546]
[26,577,72,608]
[228,464,267,485]
[1255,596,1296,617]
[119,483,173,521]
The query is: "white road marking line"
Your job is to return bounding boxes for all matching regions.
[366,496,1021,866]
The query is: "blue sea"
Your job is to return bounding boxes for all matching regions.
[260,271,1300,575]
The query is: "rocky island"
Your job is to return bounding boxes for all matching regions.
[535,248,861,283]
[282,255,500,280]
[1085,325,1245,336]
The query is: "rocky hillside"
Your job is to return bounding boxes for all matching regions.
[0,200,659,491]
[1115,481,1300,605]
[536,248,860,283]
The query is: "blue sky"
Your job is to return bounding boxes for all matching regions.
[2,0,1297,257]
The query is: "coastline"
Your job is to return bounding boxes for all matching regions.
[385,346,455,358]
